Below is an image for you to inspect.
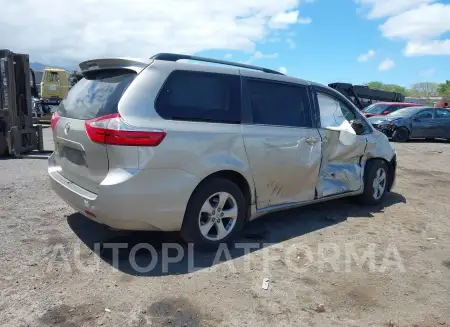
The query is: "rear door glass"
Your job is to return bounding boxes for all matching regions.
[155,70,241,123]
[246,79,312,128]
[58,69,136,120]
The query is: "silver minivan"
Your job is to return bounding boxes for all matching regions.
[48,53,397,249]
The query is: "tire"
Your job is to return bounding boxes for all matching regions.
[358,160,390,205]
[181,178,247,251]
[392,127,410,142]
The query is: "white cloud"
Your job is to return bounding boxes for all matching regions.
[287,38,296,49]
[357,0,434,19]
[279,66,288,74]
[357,49,376,62]
[224,53,233,59]
[298,17,313,24]
[405,40,450,56]
[244,50,278,64]
[0,0,309,66]
[358,0,450,56]
[378,58,395,71]
[268,10,311,28]
[380,3,450,41]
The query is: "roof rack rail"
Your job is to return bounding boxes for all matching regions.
[150,53,284,75]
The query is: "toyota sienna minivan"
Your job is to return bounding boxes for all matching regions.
[48,53,397,249]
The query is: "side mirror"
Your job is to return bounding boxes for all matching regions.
[413,117,420,121]
[382,110,390,115]
[350,120,365,135]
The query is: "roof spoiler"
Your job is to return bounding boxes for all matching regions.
[79,58,151,74]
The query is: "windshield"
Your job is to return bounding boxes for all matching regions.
[386,108,414,117]
[363,103,389,114]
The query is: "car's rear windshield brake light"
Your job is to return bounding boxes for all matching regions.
[85,113,166,146]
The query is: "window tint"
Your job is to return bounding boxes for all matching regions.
[415,109,434,119]
[58,69,136,120]
[246,79,312,127]
[155,71,241,124]
[436,109,450,118]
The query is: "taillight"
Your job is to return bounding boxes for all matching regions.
[84,113,166,146]
[51,112,60,130]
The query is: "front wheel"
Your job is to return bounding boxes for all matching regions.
[358,160,390,205]
[181,178,247,250]
[392,127,410,142]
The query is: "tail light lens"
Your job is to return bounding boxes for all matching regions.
[85,113,166,146]
[51,112,60,130]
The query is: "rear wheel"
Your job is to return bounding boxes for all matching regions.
[392,127,409,142]
[358,160,389,205]
[181,178,247,250]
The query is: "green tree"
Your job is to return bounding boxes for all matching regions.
[410,82,439,98]
[365,81,407,94]
[437,80,450,95]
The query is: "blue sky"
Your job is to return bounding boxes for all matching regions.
[200,0,450,87]
[2,0,449,88]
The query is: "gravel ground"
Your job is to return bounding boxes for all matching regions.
[0,128,449,327]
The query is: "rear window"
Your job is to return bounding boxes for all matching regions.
[155,70,241,124]
[58,69,136,120]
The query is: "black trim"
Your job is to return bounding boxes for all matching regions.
[150,53,284,76]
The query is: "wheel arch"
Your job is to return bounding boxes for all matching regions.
[185,170,254,220]
[364,156,396,192]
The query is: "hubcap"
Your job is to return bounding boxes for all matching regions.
[198,192,238,241]
[372,168,387,200]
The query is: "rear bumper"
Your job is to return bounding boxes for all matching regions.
[48,153,198,231]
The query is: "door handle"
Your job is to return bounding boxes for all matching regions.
[305,136,319,146]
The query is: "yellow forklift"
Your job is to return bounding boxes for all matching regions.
[36,67,70,121]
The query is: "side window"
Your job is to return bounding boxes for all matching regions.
[317,92,356,127]
[246,79,312,128]
[317,92,371,134]
[388,105,400,113]
[415,109,434,119]
[339,102,357,121]
[155,71,241,124]
[436,109,450,118]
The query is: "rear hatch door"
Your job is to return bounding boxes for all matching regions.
[53,67,138,193]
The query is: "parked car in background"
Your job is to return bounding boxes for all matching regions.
[362,102,421,118]
[368,107,450,142]
[48,53,397,249]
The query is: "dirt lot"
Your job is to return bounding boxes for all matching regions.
[0,128,449,327]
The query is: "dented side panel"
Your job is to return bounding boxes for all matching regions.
[314,90,368,198]
[317,129,366,197]
[364,130,396,162]
[242,125,322,209]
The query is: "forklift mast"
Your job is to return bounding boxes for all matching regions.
[0,49,43,157]
[328,82,405,110]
